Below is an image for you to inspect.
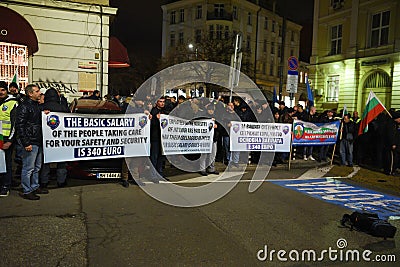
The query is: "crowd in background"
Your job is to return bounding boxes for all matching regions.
[1,81,400,199]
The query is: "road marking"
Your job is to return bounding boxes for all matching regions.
[270,178,400,220]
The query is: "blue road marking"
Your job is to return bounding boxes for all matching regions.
[270,178,400,219]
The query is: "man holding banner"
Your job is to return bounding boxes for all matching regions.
[339,114,356,167]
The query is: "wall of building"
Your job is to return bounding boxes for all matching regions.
[0,0,116,100]
[161,0,303,101]
[310,0,400,113]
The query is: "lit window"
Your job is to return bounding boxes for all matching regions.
[327,76,339,102]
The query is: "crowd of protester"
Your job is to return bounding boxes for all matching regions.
[1,81,400,199]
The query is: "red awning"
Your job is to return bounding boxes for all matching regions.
[0,6,39,55]
[109,36,130,68]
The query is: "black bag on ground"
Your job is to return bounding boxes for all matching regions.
[341,211,397,239]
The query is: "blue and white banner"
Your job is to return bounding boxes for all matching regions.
[230,121,292,152]
[160,114,214,155]
[42,112,150,163]
[271,178,400,219]
[292,120,340,146]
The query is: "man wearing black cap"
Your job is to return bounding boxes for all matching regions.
[383,111,400,175]
[0,81,18,197]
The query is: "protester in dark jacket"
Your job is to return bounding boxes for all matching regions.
[382,111,400,175]
[39,88,69,188]
[15,84,46,200]
[340,114,356,166]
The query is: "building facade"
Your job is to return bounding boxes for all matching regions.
[161,0,304,102]
[309,0,400,113]
[0,0,117,99]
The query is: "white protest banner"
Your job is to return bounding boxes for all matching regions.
[42,112,150,163]
[160,114,214,155]
[230,121,292,152]
[0,121,5,173]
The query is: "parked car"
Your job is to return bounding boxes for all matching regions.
[66,99,124,179]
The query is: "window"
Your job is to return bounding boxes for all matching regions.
[170,33,175,47]
[327,76,339,102]
[247,12,252,25]
[180,9,185,23]
[233,6,238,19]
[195,29,202,43]
[246,35,251,51]
[272,21,275,32]
[331,0,344,8]
[179,32,184,45]
[291,31,295,42]
[216,25,223,40]
[277,45,281,57]
[290,49,294,56]
[271,42,275,54]
[262,63,266,74]
[170,11,176,24]
[225,26,230,39]
[278,25,282,37]
[264,17,268,29]
[270,58,274,76]
[371,11,390,47]
[263,39,267,52]
[209,25,214,39]
[214,4,224,18]
[330,24,342,55]
[196,5,202,19]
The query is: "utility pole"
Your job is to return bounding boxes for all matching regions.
[229,33,242,103]
[279,16,287,101]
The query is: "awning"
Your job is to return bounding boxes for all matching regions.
[109,36,130,68]
[0,6,39,55]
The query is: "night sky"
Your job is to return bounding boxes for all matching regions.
[109,0,313,61]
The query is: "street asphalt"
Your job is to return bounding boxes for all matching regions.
[1,160,399,266]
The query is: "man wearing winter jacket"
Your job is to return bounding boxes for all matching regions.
[15,84,46,200]
[39,88,69,188]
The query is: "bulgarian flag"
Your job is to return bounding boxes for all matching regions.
[11,68,18,84]
[358,91,387,136]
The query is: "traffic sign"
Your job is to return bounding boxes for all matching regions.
[288,56,299,71]
[286,70,298,93]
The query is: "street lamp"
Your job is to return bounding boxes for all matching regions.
[188,43,198,59]
[188,43,199,96]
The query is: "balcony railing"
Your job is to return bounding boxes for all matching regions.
[207,11,233,21]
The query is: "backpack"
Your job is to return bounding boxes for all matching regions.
[341,211,397,239]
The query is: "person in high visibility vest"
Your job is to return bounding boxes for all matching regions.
[0,81,18,197]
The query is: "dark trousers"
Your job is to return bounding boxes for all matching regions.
[150,141,165,177]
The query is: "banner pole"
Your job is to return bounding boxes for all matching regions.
[288,145,292,170]
[330,143,336,166]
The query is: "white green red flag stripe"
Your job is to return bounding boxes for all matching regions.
[358,91,386,135]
